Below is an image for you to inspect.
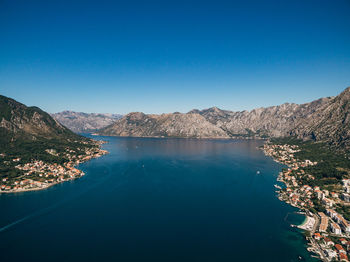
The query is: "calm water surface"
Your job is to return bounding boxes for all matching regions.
[0,136,319,261]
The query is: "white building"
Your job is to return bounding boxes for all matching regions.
[323,198,334,207]
[331,222,342,235]
[342,193,350,202]
[325,249,337,259]
[343,179,350,187]
[338,216,350,233]
[315,190,323,200]
[327,209,338,219]
[345,186,350,194]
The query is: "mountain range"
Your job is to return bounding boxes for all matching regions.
[3,86,347,153]
[51,111,122,133]
[98,87,350,150]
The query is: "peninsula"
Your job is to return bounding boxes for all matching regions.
[0,95,108,193]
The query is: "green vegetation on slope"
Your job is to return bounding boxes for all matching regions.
[271,137,350,187]
[0,94,99,183]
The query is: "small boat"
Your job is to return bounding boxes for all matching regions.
[274,184,282,189]
[256,171,260,174]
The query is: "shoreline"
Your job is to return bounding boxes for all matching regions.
[261,143,317,259]
[298,215,308,227]
[0,140,109,194]
[95,134,268,141]
[261,141,350,262]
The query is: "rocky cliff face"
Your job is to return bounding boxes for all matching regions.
[292,87,350,148]
[98,87,350,150]
[196,98,331,138]
[52,111,122,133]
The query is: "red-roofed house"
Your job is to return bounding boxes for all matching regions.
[341,239,348,245]
[340,253,349,262]
[313,233,321,240]
[324,237,335,246]
[335,244,346,254]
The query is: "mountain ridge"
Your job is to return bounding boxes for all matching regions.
[52,111,122,133]
[0,94,106,159]
[98,87,350,150]
[0,95,79,142]
[100,111,230,138]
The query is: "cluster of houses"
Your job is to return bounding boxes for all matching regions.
[285,184,315,208]
[313,233,350,261]
[0,145,108,193]
[263,143,350,261]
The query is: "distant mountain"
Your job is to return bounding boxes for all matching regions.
[193,98,331,138]
[52,111,122,133]
[98,87,350,150]
[99,112,229,138]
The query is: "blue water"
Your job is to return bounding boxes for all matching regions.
[0,136,318,261]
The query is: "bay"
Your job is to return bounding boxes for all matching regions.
[0,136,319,261]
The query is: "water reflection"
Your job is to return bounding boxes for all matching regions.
[100,136,264,160]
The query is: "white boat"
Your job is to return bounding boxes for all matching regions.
[274,184,282,189]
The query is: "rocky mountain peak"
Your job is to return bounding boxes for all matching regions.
[125,112,147,121]
[84,87,350,150]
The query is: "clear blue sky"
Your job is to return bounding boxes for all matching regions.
[1,0,349,114]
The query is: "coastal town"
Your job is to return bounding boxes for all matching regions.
[263,143,350,262]
[0,141,108,193]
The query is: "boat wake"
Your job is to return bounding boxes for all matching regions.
[0,166,115,233]
[0,216,30,233]
[0,202,60,233]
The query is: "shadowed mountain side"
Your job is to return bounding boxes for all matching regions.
[0,95,81,143]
